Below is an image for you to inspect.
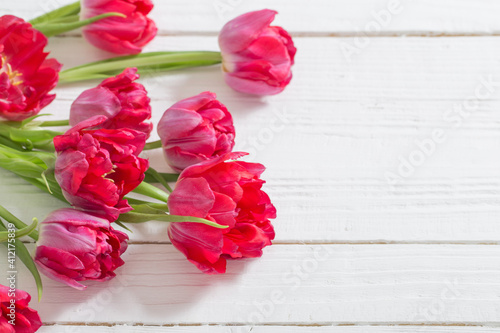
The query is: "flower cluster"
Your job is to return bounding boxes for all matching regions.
[0,5,295,331]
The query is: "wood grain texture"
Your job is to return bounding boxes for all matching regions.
[37,326,500,333]
[2,1,500,331]
[1,36,499,243]
[4,244,500,325]
[8,0,500,35]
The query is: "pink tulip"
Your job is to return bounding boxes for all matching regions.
[218,9,297,95]
[157,92,235,173]
[168,152,276,274]
[0,15,61,121]
[54,116,149,221]
[81,0,157,55]
[35,208,129,290]
[70,68,153,137]
[0,284,42,332]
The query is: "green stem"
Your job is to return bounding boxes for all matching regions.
[40,119,70,127]
[132,181,169,203]
[144,167,174,193]
[58,51,223,84]
[0,221,44,301]
[0,205,38,241]
[34,12,126,38]
[0,136,26,151]
[144,140,162,150]
[29,1,81,25]
[46,15,81,24]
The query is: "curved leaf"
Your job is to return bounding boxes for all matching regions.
[0,218,38,242]
[0,222,43,301]
[118,212,228,229]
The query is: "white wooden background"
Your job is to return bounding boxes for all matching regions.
[2,0,500,332]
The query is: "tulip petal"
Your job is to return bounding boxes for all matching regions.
[70,87,121,127]
[219,9,277,54]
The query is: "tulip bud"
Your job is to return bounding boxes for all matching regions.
[35,208,129,290]
[70,68,153,138]
[81,0,157,55]
[218,9,296,95]
[157,92,235,173]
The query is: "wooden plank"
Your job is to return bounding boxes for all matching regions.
[1,36,499,243]
[37,325,500,332]
[5,244,500,325]
[6,0,500,35]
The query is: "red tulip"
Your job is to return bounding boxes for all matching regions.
[157,92,235,172]
[167,152,276,274]
[81,0,157,55]
[0,15,61,121]
[54,115,149,221]
[218,9,296,95]
[35,208,128,290]
[0,284,42,332]
[70,68,152,137]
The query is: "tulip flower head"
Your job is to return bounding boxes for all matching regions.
[35,208,129,290]
[81,0,158,55]
[54,116,149,221]
[157,91,235,173]
[167,152,276,274]
[218,9,296,95]
[70,68,153,137]
[0,15,61,121]
[0,284,42,332]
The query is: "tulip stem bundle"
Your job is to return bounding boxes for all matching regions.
[29,1,126,38]
[132,182,169,203]
[28,1,81,25]
[58,51,223,84]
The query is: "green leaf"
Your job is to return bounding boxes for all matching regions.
[0,155,46,179]
[0,218,38,242]
[34,12,126,38]
[130,203,169,215]
[0,222,43,301]
[0,136,26,151]
[114,220,132,233]
[145,167,173,192]
[144,171,179,184]
[29,1,80,25]
[118,211,227,229]
[20,114,53,128]
[132,181,169,203]
[0,122,60,151]
[8,127,60,144]
[0,143,56,167]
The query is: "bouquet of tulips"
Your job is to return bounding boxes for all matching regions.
[0,1,296,331]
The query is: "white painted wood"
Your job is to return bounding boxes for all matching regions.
[4,244,500,325]
[37,325,500,332]
[2,1,500,330]
[7,0,500,35]
[2,36,499,243]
